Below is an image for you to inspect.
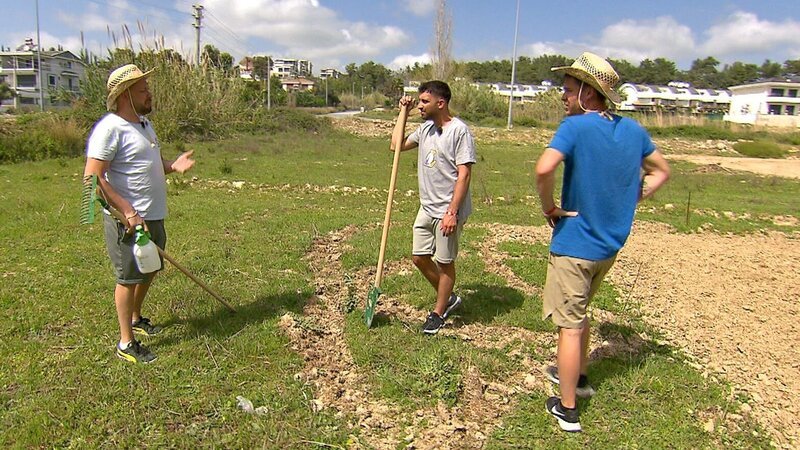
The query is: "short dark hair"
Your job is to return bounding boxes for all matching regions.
[418,80,451,103]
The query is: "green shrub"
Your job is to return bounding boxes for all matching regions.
[0,113,87,163]
[733,141,787,158]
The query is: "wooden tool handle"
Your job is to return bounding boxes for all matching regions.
[374,103,409,287]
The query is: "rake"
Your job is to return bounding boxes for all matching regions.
[365,102,410,327]
[81,174,236,313]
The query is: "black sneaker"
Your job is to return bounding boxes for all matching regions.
[545,365,596,398]
[545,396,581,432]
[132,317,162,336]
[422,312,444,335]
[116,340,157,364]
[441,293,463,319]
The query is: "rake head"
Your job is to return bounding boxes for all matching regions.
[80,174,98,224]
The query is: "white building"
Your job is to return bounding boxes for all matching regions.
[0,38,86,110]
[319,68,341,79]
[403,80,557,101]
[237,56,313,80]
[723,77,800,127]
[619,82,731,113]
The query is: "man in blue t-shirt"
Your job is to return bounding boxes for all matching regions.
[535,52,671,432]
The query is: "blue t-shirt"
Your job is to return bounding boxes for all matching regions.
[547,113,655,260]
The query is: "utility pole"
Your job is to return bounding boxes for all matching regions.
[192,4,204,65]
[35,0,44,111]
[507,0,520,130]
[266,56,271,110]
[325,76,328,107]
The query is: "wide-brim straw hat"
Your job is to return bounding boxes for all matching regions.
[551,52,621,106]
[106,64,154,111]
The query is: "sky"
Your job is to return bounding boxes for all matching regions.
[2,0,800,75]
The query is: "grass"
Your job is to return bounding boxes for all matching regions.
[0,126,794,448]
[732,141,788,158]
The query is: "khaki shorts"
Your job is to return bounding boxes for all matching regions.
[103,214,166,285]
[412,208,463,264]
[542,253,616,329]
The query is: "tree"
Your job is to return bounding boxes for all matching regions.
[637,58,678,85]
[721,61,759,86]
[0,81,14,101]
[784,59,800,76]
[202,45,233,71]
[431,0,453,81]
[759,59,782,79]
[686,57,721,88]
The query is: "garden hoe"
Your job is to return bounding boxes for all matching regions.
[365,102,410,327]
[81,174,236,313]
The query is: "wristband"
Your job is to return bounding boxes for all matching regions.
[543,206,557,216]
[445,210,457,217]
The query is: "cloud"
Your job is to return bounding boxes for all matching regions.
[520,11,800,68]
[388,52,431,70]
[199,0,411,70]
[701,11,800,57]
[599,16,695,61]
[405,0,435,17]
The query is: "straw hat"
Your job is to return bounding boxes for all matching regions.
[106,64,154,111]
[551,52,621,105]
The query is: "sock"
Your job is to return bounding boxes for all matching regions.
[118,341,131,350]
[578,374,589,387]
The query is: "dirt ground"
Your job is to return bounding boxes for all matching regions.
[280,118,799,449]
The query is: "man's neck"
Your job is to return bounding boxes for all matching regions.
[114,108,142,124]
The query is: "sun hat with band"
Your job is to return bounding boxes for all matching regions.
[106,64,154,111]
[551,52,621,106]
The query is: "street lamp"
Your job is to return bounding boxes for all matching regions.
[35,0,44,111]
[507,0,520,130]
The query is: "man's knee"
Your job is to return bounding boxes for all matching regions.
[412,254,431,267]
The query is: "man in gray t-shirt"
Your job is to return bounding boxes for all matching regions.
[393,80,476,334]
[84,64,195,364]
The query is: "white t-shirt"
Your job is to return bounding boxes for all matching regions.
[408,117,476,220]
[86,113,168,220]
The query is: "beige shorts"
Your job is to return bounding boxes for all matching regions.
[542,253,616,329]
[412,208,463,264]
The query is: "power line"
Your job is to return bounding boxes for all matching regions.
[204,8,248,50]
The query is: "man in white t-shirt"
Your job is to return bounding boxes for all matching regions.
[393,81,477,334]
[84,64,195,363]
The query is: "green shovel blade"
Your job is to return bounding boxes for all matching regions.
[365,285,381,327]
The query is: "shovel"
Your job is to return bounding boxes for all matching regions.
[365,102,410,327]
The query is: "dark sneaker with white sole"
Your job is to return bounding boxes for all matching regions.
[545,365,596,398]
[442,293,462,319]
[546,396,581,432]
[422,312,444,334]
[132,317,162,336]
[116,340,157,364]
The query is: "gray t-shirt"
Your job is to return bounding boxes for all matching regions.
[408,117,476,220]
[86,113,167,220]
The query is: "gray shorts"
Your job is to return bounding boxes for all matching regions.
[542,253,616,329]
[103,214,166,285]
[412,207,463,264]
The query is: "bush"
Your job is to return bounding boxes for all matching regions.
[0,113,87,163]
[732,141,787,158]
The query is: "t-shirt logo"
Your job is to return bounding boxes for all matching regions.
[424,148,438,168]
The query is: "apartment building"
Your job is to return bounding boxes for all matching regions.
[619,82,731,114]
[723,76,800,127]
[0,38,86,110]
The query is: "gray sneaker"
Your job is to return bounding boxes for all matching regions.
[132,317,162,336]
[545,365,596,398]
[422,312,444,335]
[116,340,157,364]
[546,396,581,432]
[442,293,462,319]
